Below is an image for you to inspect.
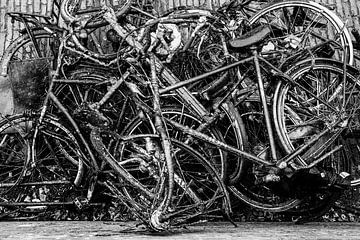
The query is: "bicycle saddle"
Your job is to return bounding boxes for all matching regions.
[228,25,271,49]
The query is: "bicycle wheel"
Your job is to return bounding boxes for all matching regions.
[53,67,136,131]
[91,131,230,230]
[274,58,360,158]
[60,0,132,28]
[120,105,227,177]
[60,0,156,61]
[274,58,360,185]
[161,8,229,90]
[166,137,231,227]
[273,58,359,221]
[249,0,354,65]
[228,144,301,212]
[91,129,171,230]
[0,30,57,114]
[155,9,247,183]
[0,30,58,78]
[0,113,84,217]
[228,80,301,212]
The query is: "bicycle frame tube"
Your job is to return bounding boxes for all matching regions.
[21,17,42,58]
[103,5,348,171]
[32,35,100,172]
[158,49,282,163]
[159,56,254,95]
[252,47,278,161]
[258,56,339,112]
[166,113,345,170]
[34,48,160,201]
[156,49,349,169]
[149,54,174,210]
[48,92,99,171]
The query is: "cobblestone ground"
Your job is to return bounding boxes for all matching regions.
[1,221,360,240]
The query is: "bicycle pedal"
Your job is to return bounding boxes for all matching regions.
[74,197,89,210]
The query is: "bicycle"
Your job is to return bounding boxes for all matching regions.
[0,2,233,231]
[2,0,354,80]
[0,0,358,227]
[96,3,360,219]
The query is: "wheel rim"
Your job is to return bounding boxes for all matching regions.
[249,1,354,65]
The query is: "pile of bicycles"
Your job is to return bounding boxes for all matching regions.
[1,0,360,231]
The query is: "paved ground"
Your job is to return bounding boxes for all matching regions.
[1,221,360,240]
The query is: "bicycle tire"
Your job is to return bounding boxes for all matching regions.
[274,58,360,156]
[92,131,230,230]
[120,105,227,179]
[53,67,136,131]
[155,8,248,184]
[226,67,301,212]
[0,113,84,216]
[249,0,354,65]
[162,8,228,90]
[273,58,360,185]
[60,0,132,28]
[0,28,117,80]
[228,169,301,212]
[60,0,156,62]
[0,30,58,78]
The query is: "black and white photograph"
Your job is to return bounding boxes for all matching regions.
[0,0,360,239]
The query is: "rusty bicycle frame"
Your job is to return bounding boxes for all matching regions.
[6,2,353,195]
[160,50,348,170]
[0,0,357,229]
[25,6,235,229]
[102,6,352,176]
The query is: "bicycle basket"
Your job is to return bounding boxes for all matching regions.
[8,58,51,111]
